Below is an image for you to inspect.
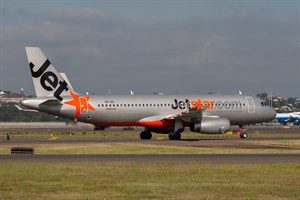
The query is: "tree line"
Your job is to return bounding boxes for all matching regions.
[0,102,70,122]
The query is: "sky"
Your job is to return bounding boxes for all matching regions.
[0,0,299,97]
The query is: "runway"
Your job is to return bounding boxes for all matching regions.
[1,125,300,164]
[1,133,300,150]
[1,154,299,163]
[1,123,300,133]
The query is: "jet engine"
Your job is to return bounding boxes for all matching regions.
[190,118,230,134]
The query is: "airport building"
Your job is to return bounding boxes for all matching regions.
[0,90,25,103]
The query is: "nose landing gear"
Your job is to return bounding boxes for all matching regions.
[239,131,248,139]
[234,125,248,139]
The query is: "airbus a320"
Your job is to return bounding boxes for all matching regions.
[21,47,276,140]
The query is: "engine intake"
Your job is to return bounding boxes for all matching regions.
[190,118,230,134]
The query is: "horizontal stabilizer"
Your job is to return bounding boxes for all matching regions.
[15,105,39,112]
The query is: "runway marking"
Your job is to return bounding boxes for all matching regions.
[49,134,59,141]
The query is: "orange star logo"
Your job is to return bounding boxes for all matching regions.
[64,91,95,118]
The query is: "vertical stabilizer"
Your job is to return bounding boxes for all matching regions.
[25,47,72,101]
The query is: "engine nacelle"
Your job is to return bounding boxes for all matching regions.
[190,118,230,134]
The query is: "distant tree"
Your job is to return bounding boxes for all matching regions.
[0,102,71,122]
[287,97,296,104]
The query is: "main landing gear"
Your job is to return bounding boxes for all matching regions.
[140,119,184,140]
[168,118,184,140]
[168,131,182,140]
[140,130,152,140]
[139,130,183,140]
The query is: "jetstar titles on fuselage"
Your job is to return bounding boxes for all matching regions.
[100,98,244,111]
[171,98,243,110]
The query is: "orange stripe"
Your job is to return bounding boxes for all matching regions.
[93,121,191,127]
[94,122,138,126]
[137,120,175,127]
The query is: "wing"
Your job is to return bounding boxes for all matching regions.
[137,106,220,127]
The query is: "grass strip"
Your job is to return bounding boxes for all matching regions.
[1,141,300,154]
[0,162,299,200]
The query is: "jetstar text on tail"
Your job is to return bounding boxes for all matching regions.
[30,59,69,101]
[171,98,243,110]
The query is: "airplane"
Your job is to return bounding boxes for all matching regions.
[20,47,276,140]
[275,112,300,126]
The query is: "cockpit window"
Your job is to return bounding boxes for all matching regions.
[261,101,267,106]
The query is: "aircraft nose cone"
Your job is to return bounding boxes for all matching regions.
[268,108,277,120]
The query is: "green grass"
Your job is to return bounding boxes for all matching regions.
[1,131,300,199]
[0,162,299,200]
[1,141,300,154]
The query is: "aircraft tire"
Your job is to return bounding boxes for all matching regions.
[240,132,248,139]
[175,131,181,140]
[168,131,181,140]
[168,132,176,140]
[140,131,152,140]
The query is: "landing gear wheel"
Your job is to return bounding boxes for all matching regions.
[140,131,152,140]
[168,131,181,140]
[240,132,248,139]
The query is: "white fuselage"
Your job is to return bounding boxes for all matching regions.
[22,94,276,127]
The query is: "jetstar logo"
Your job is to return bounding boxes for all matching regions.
[171,99,215,110]
[171,98,243,110]
[64,91,95,118]
[30,59,95,117]
[30,59,69,101]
